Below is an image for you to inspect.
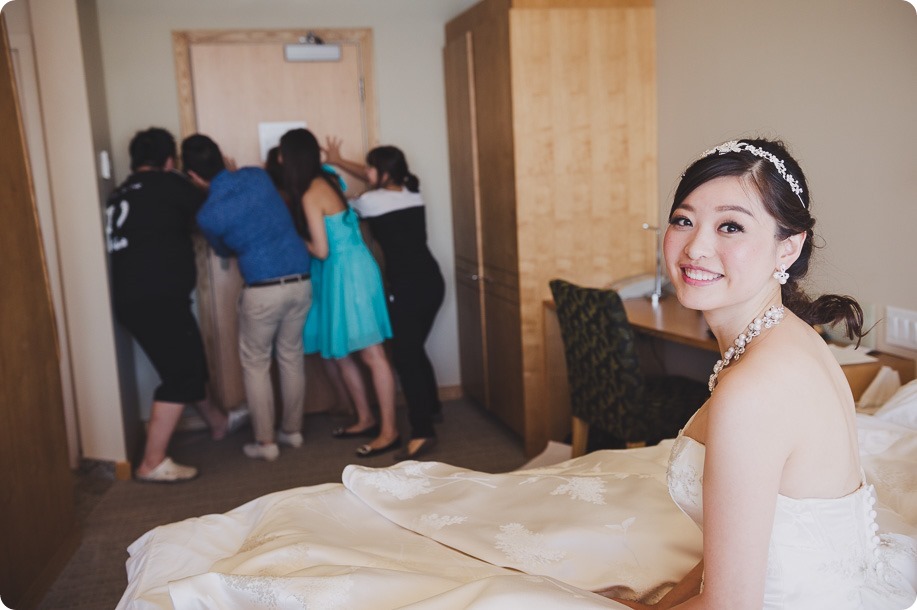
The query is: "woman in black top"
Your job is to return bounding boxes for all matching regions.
[324,138,445,460]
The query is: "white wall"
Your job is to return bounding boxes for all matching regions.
[94,0,479,405]
[656,0,917,359]
[13,0,128,462]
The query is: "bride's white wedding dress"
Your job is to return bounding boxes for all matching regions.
[667,430,917,609]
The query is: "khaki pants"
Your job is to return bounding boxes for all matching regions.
[237,280,311,443]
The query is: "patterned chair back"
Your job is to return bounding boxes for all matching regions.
[549,279,650,442]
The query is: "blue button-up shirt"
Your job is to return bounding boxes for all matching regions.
[196,167,310,284]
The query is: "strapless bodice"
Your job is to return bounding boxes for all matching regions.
[666,433,916,609]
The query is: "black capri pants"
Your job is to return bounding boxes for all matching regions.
[114,296,208,404]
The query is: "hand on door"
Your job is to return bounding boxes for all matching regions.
[321,136,368,184]
[322,136,344,166]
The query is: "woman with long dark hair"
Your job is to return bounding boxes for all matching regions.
[612,138,915,609]
[279,128,400,458]
[324,138,445,461]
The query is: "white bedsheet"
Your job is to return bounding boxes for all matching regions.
[117,382,917,610]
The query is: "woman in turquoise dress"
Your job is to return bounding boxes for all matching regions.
[280,128,400,458]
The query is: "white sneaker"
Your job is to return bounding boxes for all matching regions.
[243,442,280,461]
[226,408,250,432]
[135,457,198,482]
[276,431,303,448]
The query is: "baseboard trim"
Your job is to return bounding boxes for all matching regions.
[115,460,132,481]
[173,385,466,430]
[438,385,463,401]
[396,384,463,405]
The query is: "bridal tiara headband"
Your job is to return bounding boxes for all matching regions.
[701,140,806,208]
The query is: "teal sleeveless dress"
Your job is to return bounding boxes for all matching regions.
[303,208,392,359]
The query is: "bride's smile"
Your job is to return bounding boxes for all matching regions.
[663,175,786,329]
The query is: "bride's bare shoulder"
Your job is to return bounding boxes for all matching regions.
[709,324,821,413]
[707,318,849,452]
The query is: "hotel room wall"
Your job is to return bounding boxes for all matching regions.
[9,0,129,464]
[656,0,917,361]
[93,0,479,411]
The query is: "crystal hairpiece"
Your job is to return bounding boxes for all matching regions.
[701,141,806,207]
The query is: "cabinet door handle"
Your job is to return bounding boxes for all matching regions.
[470,273,480,281]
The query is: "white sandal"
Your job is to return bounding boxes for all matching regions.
[135,457,198,483]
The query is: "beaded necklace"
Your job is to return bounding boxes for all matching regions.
[708,305,785,392]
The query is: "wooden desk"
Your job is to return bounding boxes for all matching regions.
[624,297,915,393]
[543,296,916,446]
[621,296,716,352]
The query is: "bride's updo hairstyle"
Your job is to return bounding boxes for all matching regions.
[670,137,865,342]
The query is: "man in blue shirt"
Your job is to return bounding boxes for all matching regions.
[182,134,311,461]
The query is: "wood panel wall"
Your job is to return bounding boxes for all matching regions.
[445,0,657,454]
[509,4,657,453]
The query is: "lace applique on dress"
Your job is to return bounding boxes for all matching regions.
[549,477,608,504]
[494,522,568,570]
[419,513,467,530]
[666,436,704,527]
[221,573,354,608]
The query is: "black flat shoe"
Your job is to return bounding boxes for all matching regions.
[394,437,438,462]
[332,423,380,439]
[355,436,402,458]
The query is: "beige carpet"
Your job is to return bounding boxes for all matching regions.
[37,399,527,609]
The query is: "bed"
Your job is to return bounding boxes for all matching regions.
[117,379,917,609]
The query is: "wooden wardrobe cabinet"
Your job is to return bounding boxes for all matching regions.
[444,0,658,456]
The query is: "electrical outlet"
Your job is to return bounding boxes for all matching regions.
[885,306,917,350]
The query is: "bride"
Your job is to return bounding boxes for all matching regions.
[615,138,916,609]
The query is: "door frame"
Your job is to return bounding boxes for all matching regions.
[173,28,378,147]
[7,30,80,468]
[171,28,379,411]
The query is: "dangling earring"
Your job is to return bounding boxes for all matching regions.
[773,264,789,285]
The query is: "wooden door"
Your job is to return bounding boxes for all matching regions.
[174,29,378,411]
[0,21,78,608]
[446,4,525,437]
[509,5,658,453]
[467,12,525,435]
[444,31,488,407]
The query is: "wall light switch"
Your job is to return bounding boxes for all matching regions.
[885,306,917,350]
[99,150,112,180]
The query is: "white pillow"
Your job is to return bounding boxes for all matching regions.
[873,379,917,430]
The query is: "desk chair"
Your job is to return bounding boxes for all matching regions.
[549,279,709,457]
